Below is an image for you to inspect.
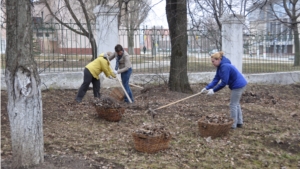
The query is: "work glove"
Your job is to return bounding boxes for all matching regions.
[114,70,118,75]
[107,52,112,57]
[201,88,207,93]
[207,89,214,95]
[111,73,116,78]
[104,53,108,58]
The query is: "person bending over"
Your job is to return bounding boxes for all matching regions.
[201,51,247,129]
[75,52,116,103]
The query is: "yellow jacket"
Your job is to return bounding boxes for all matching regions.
[85,53,116,80]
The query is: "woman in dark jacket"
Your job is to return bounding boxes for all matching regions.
[201,51,248,129]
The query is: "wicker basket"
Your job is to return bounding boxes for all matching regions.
[95,106,125,122]
[110,88,125,101]
[132,132,172,153]
[198,116,234,139]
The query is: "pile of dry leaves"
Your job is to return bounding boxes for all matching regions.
[133,123,171,138]
[93,96,122,109]
[202,114,233,124]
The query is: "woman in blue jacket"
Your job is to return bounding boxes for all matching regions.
[201,51,248,129]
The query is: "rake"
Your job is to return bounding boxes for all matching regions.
[145,91,205,118]
[107,59,132,103]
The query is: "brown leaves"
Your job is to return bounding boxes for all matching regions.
[2,84,300,168]
[203,114,232,124]
[133,123,171,138]
[93,96,122,109]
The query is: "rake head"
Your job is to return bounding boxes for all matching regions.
[145,108,157,119]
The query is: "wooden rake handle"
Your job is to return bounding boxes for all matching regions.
[130,83,143,89]
[107,59,132,103]
[111,78,143,89]
[154,91,203,111]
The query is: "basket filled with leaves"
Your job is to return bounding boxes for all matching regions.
[198,114,234,139]
[132,123,172,153]
[93,96,125,122]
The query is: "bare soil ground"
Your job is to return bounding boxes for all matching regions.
[1,83,300,169]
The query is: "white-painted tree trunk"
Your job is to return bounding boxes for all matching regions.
[5,69,44,168]
[5,0,44,168]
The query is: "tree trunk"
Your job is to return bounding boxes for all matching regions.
[127,29,135,55]
[293,26,300,66]
[117,0,123,29]
[5,0,44,168]
[89,35,97,60]
[166,0,192,93]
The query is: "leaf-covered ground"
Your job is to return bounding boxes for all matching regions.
[1,83,300,169]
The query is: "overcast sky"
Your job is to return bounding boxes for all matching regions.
[142,0,168,29]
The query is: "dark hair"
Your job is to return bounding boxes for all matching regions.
[115,44,123,52]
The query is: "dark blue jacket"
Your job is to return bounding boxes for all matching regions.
[206,56,247,92]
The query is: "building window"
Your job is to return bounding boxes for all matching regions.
[45,33,49,37]
[36,33,43,37]
[32,17,42,24]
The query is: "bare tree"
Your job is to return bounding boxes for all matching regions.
[187,0,254,50]
[40,0,150,57]
[187,0,226,50]
[269,0,300,66]
[122,0,151,54]
[5,0,44,168]
[166,0,192,93]
[42,0,104,60]
[0,0,6,26]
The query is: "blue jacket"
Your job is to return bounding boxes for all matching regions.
[206,56,247,92]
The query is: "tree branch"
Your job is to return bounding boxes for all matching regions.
[63,0,89,35]
[78,0,93,37]
[44,0,85,35]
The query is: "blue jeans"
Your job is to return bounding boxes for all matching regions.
[230,86,246,128]
[121,68,134,103]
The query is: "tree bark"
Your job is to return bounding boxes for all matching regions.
[124,1,135,55]
[5,0,44,168]
[127,29,135,54]
[166,0,192,93]
[293,26,300,66]
[89,34,98,60]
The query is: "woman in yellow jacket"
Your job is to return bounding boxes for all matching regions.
[75,53,116,103]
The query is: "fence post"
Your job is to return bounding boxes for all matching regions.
[93,5,119,69]
[221,14,245,73]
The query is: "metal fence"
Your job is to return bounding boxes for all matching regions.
[243,32,299,73]
[1,23,300,74]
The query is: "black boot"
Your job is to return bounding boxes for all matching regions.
[237,124,243,128]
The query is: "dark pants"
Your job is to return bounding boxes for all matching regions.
[76,68,100,102]
[121,67,134,103]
